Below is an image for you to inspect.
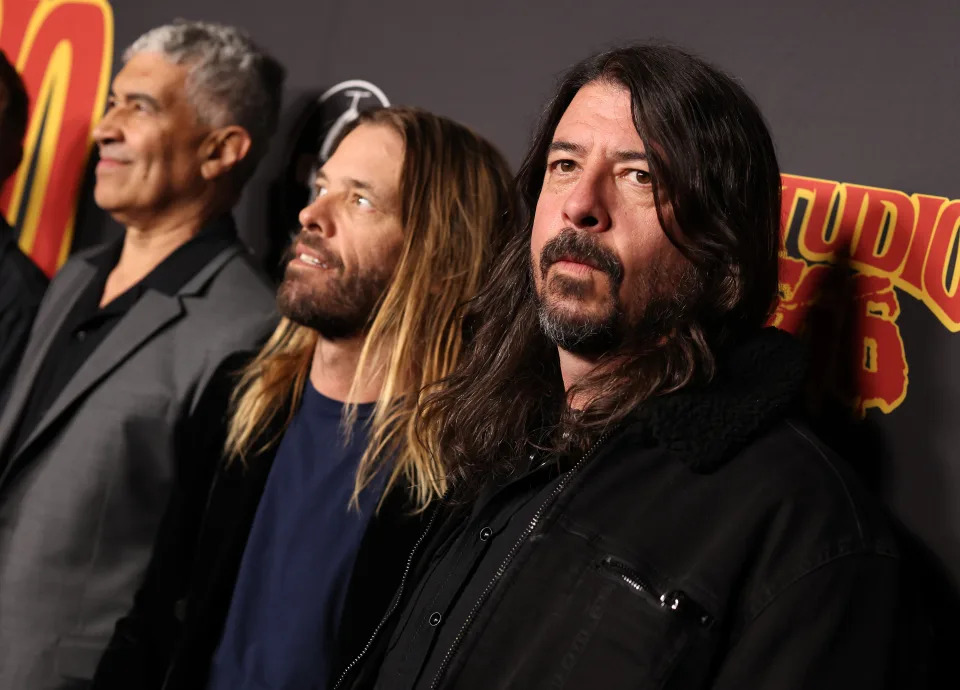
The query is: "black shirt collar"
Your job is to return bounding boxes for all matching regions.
[85,213,239,298]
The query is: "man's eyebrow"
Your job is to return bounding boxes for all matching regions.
[344,177,374,192]
[547,141,648,163]
[116,92,163,110]
[548,140,586,156]
[613,149,648,163]
[314,170,376,193]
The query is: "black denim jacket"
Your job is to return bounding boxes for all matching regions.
[339,329,914,690]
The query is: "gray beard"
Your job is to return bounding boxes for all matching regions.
[535,261,702,358]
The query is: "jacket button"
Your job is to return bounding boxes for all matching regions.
[429,611,442,626]
[479,526,492,541]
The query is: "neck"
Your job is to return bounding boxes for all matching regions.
[100,205,218,307]
[309,334,383,403]
[557,347,604,410]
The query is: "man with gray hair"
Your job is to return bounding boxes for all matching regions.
[0,20,283,688]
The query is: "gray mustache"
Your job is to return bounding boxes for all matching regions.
[540,229,624,285]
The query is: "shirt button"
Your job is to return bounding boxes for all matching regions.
[479,526,492,542]
[429,611,442,626]
[75,330,87,341]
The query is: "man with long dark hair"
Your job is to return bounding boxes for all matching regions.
[335,45,902,689]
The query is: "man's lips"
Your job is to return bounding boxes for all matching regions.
[95,158,130,172]
[291,242,334,270]
[551,256,602,273]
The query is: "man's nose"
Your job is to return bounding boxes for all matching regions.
[297,194,335,238]
[560,170,612,232]
[92,108,122,146]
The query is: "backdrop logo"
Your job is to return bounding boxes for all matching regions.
[281,79,390,227]
[0,0,113,276]
[771,174,960,417]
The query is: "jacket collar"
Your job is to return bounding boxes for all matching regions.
[0,241,241,473]
[627,327,807,473]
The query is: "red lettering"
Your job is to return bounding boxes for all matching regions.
[849,186,915,275]
[898,194,945,296]
[922,200,960,330]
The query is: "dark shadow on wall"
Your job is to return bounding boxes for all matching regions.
[235,88,325,284]
[787,253,959,689]
[238,85,389,285]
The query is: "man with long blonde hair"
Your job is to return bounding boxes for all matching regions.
[94,106,513,690]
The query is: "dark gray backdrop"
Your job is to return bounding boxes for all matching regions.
[78,0,960,586]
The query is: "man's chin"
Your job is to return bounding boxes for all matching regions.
[540,291,614,324]
[92,189,127,214]
[276,284,367,340]
[537,301,621,358]
[276,280,319,319]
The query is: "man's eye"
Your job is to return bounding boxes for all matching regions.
[355,195,372,207]
[552,160,576,173]
[634,169,651,184]
[316,186,328,197]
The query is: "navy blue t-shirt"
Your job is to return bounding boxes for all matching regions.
[207,383,384,690]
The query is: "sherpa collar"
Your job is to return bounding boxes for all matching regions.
[627,327,808,473]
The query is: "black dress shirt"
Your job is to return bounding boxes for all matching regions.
[370,454,569,689]
[0,218,48,410]
[10,215,239,455]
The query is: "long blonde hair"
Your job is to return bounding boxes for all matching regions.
[225,106,513,510]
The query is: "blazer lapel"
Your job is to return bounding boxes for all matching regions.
[2,290,184,475]
[0,243,240,480]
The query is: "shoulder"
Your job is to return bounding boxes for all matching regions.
[732,418,895,551]
[599,417,897,568]
[179,249,277,393]
[713,418,900,620]
[200,246,276,314]
[185,245,277,335]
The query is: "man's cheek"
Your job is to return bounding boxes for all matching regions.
[529,250,543,283]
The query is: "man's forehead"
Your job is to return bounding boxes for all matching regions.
[113,52,187,101]
[320,124,404,191]
[552,81,644,152]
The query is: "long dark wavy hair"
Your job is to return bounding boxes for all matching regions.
[416,45,782,498]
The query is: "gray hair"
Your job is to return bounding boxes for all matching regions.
[125,19,285,185]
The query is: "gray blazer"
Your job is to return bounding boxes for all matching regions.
[0,240,277,689]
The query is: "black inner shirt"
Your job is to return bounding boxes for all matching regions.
[10,215,239,455]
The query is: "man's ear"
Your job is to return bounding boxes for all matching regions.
[199,125,252,181]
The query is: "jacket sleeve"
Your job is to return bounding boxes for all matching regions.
[91,351,250,690]
[710,551,901,690]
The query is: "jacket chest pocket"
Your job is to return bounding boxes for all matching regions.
[539,554,715,690]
